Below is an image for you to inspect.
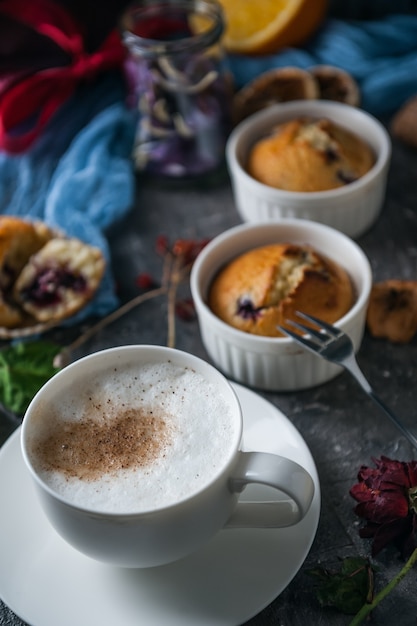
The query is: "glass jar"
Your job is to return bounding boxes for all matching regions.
[121,0,233,184]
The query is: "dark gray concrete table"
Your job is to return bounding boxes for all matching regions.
[1,129,417,625]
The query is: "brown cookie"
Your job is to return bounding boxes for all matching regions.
[366,280,417,343]
[391,95,417,149]
[232,67,320,125]
[309,65,360,107]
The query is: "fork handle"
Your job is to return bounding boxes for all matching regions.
[367,390,417,450]
[343,354,417,451]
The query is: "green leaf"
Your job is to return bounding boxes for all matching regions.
[308,557,375,615]
[0,341,61,415]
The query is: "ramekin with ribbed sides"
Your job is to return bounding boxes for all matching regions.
[226,100,391,239]
[190,220,372,391]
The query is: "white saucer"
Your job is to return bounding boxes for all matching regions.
[0,383,320,626]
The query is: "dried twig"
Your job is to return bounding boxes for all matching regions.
[54,286,167,368]
[54,236,209,369]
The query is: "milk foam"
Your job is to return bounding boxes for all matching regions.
[27,362,239,513]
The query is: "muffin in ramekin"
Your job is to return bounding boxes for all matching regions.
[190,219,372,391]
[226,100,391,238]
[208,241,355,337]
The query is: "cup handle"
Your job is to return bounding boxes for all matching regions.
[225,451,315,529]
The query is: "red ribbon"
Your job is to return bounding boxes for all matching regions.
[0,0,126,153]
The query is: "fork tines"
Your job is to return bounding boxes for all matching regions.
[277,311,341,350]
[293,311,343,337]
[276,324,321,352]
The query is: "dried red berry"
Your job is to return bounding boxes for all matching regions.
[135,273,157,290]
[175,298,196,321]
[172,238,210,266]
[155,235,169,256]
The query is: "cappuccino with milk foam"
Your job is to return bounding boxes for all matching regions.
[27,361,238,513]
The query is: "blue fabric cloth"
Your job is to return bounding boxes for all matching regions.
[0,73,137,322]
[228,14,417,116]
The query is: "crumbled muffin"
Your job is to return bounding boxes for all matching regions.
[0,216,54,327]
[247,117,375,192]
[208,243,354,337]
[0,216,106,331]
[0,216,53,288]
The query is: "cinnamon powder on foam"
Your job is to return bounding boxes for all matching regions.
[32,406,175,482]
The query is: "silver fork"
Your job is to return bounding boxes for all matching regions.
[278,311,417,451]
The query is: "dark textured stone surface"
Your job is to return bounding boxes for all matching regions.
[1,130,417,625]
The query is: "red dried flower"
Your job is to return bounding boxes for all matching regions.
[172,238,210,265]
[154,235,210,269]
[350,456,417,557]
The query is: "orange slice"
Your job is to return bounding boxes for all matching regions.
[218,0,328,56]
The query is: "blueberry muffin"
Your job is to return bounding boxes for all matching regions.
[14,238,105,323]
[208,243,354,337]
[247,117,375,192]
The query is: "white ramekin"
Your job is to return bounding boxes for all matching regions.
[190,219,372,391]
[226,100,391,239]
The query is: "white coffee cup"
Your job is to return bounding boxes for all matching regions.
[21,345,315,568]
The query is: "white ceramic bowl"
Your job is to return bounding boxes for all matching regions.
[190,219,372,391]
[226,101,391,239]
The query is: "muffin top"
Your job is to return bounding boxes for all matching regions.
[208,242,354,337]
[247,117,375,192]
